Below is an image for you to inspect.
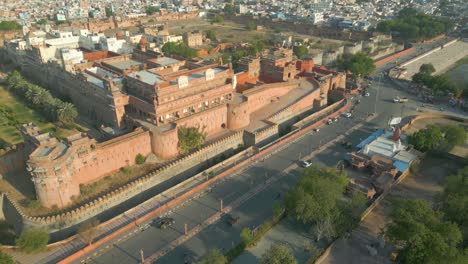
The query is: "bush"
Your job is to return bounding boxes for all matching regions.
[16,228,49,253]
[135,153,146,165]
[121,166,132,174]
[0,249,14,264]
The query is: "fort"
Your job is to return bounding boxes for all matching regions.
[0,27,346,238]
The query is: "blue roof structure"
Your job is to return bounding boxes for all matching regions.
[393,160,409,173]
[356,128,385,149]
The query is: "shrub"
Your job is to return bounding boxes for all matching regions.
[135,153,146,165]
[16,228,49,253]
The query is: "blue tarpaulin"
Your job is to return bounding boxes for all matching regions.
[393,160,410,173]
[356,128,385,149]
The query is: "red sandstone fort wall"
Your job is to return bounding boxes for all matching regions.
[243,82,299,113]
[175,104,228,136]
[72,129,152,185]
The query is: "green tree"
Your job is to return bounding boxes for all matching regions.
[338,53,375,80]
[161,42,197,59]
[146,6,159,15]
[284,166,348,224]
[246,21,256,31]
[56,102,78,125]
[36,18,48,25]
[223,4,235,15]
[443,125,467,147]
[408,125,444,152]
[260,244,298,264]
[135,153,146,165]
[178,126,206,154]
[385,199,463,264]
[105,7,114,18]
[211,15,224,23]
[419,63,436,75]
[206,30,217,41]
[16,228,49,253]
[293,45,309,59]
[0,21,21,31]
[197,249,228,264]
[440,166,468,244]
[240,227,253,245]
[0,249,14,264]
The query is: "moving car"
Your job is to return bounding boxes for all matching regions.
[300,160,312,168]
[393,96,408,103]
[153,217,175,229]
[364,92,370,97]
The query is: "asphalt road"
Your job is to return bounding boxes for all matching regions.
[70,39,460,264]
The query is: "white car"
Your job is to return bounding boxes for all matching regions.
[364,92,370,97]
[344,112,352,118]
[313,128,320,132]
[300,160,312,168]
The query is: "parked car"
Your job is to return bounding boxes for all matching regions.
[227,214,240,226]
[313,128,320,132]
[300,160,312,168]
[333,117,339,122]
[326,119,333,125]
[343,112,352,118]
[364,92,370,97]
[153,217,175,229]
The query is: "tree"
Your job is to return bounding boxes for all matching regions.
[440,167,468,244]
[385,199,463,264]
[135,153,146,165]
[178,126,206,154]
[197,249,227,264]
[338,53,375,80]
[146,6,159,15]
[240,227,253,245]
[161,41,197,59]
[77,219,100,246]
[0,249,14,264]
[284,166,348,224]
[419,63,436,75]
[408,125,444,152]
[105,7,114,18]
[443,125,467,147]
[260,244,297,264]
[211,15,224,23]
[223,4,235,15]
[0,21,21,31]
[16,228,49,253]
[36,18,48,25]
[246,21,256,31]
[206,30,217,41]
[56,102,78,125]
[293,45,309,59]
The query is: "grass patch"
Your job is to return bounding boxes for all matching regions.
[453,55,468,68]
[0,85,77,145]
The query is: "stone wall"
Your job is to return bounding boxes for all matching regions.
[243,122,279,147]
[0,144,28,176]
[1,131,244,241]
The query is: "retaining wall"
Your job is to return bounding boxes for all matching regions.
[375,47,414,66]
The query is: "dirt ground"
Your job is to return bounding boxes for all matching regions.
[321,155,464,264]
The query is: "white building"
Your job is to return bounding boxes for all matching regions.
[310,12,324,24]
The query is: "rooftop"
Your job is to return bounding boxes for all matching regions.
[108,59,143,70]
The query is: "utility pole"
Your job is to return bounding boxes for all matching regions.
[374,73,382,114]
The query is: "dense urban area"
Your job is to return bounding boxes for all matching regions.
[0,0,467,264]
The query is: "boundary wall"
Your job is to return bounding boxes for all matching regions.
[375,47,414,66]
